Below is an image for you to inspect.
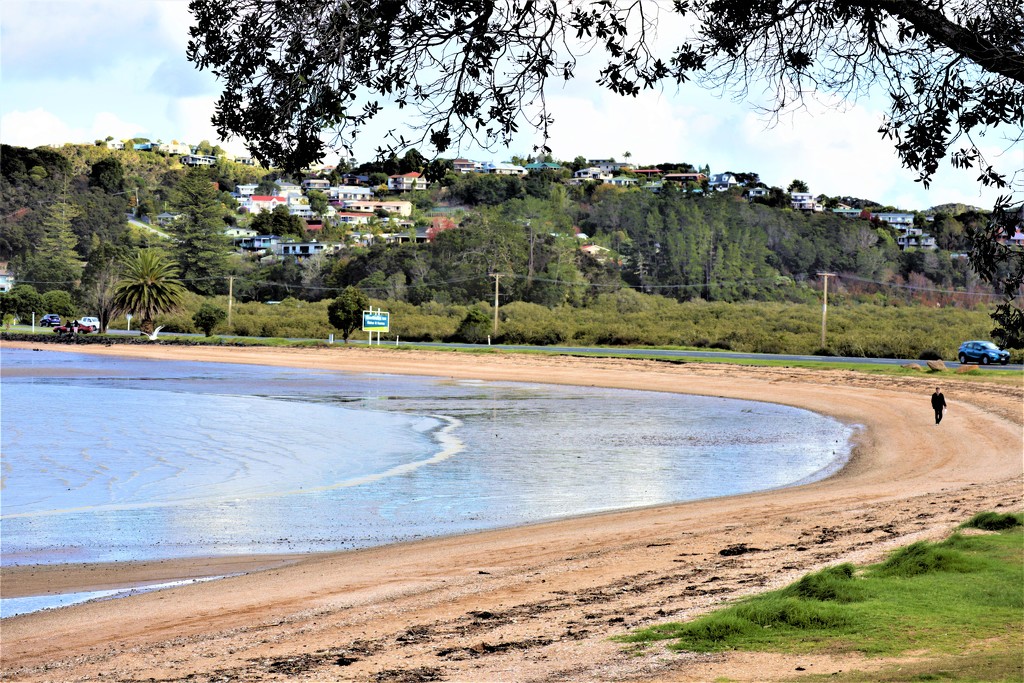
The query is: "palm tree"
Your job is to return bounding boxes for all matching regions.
[113,250,186,335]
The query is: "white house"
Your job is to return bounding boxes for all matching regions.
[158,141,191,155]
[334,211,373,226]
[873,212,915,228]
[709,173,739,191]
[181,154,217,166]
[388,172,427,192]
[606,176,638,187]
[301,178,331,191]
[276,181,302,194]
[241,195,288,214]
[747,187,769,199]
[236,183,258,197]
[106,140,125,150]
[481,161,528,176]
[224,228,258,244]
[0,263,13,293]
[897,228,937,250]
[588,159,632,173]
[238,235,282,252]
[274,240,342,260]
[289,204,315,219]
[329,185,374,201]
[573,167,612,182]
[341,200,413,217]
[790,192,823,212]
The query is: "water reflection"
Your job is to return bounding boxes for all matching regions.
[2,349,854,566]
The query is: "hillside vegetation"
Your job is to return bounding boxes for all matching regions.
[1,143,1015,360]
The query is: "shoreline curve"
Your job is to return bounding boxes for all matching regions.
[1,341,1021,683]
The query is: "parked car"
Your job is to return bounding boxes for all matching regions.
[78,316,101,330]
[53,320,96,335]
[957,340,1010,365]
[40,313,62,326]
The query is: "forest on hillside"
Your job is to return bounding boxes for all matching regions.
[0,143,1001,318]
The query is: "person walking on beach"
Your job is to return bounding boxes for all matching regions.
[931,387,947,424]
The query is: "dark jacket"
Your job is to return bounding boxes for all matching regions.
[931,392,946,410]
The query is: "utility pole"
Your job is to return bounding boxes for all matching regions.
[489,272,502,334]
[817,272,836,348]
[227,275,234,326]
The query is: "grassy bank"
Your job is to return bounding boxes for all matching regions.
[22,297,1021,363]
[619,512,1024,682]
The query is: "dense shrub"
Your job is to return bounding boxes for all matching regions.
[961,512,1023,531]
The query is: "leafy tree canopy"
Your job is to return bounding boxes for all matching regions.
[327,286,370,340]
[193,302,227,336]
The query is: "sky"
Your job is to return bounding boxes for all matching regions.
[2,0,1020,212]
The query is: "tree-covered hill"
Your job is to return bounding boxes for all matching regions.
[0,143,999,322]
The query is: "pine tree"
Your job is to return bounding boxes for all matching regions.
[33,199,82,290]
[169,167,230,295]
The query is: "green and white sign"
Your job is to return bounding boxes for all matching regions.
[362,310,390,332]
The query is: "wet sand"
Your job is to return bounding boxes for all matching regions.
[1,342,1022,682]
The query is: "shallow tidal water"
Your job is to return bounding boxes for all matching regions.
[1,348,854,614]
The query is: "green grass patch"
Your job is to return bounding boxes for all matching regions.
[618,519,1023,663]
[960,511,1023,531]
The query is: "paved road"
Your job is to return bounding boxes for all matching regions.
[391,340,1024,372]
[15,326,1022,372]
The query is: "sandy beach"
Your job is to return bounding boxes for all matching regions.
[1,342,1021,682]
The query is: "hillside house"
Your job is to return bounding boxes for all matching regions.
[873,212,915,228]
[0,262,13,293]
[588,159,633,173]
[832,208,864,218]
[897,227,937,250]
[606,176,638,187]
[633,168,663,178]
[241,195,288,214]
[388,172,427,192]
[791,192,823,212]
[573,167,612,182]
[301,178,331,191]
[275,240,342,260]
[276,181,302,194]
[663,173,706,185]
[580,244,614,263]
[427,216,457,241]
[482,161,527,176]
[340,200,413,217]
[236,183,258,197]
[238,235,282,253]
[334,212,373,226]
[224,226,258,240]
[158,142,191,155]
[747,187,769,199]
[709,173,739,191]
[452,158,482,173]
[328,185,374,201]
[288,203,315,219]
[181,154,216,166]
[524,162,563,172]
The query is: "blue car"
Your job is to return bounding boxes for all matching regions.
[958,341,1010,365]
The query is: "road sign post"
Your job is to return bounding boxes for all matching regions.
[361,309,390,346]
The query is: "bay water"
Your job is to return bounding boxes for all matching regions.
[1,348,854,613]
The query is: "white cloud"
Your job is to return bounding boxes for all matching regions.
[1,1,171,81]
[1,108,144,147]
[165,96,248,155]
